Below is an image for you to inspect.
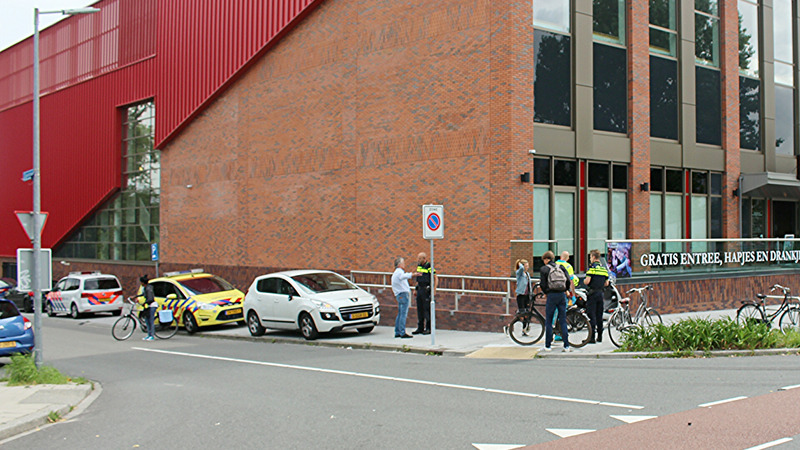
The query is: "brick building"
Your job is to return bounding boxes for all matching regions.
[1,0,799,330]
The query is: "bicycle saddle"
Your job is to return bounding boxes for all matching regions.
[757,294,767,299]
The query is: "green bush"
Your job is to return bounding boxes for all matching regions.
[4,354,71,386]
[619,317,794,353]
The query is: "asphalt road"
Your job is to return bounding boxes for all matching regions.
[1,315,799,449]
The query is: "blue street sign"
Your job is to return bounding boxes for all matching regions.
[151,243,159,261]
[22,169,34,182]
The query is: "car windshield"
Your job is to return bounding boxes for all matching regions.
[84,278,120,290]
[179,276,234,295]
[291,272,357,294]
[0,301,20,319]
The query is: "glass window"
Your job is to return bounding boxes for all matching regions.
[710,196,722,238]
[611,191,626,239]
[739,76,761,150]
[775,62,795,86]
[710,173,722,195]
[589,162,610,188]
[554,160,577,186]
[651,167,664,192]
[665,194,683,252]
[594,0,626,44]
[554,192,575,255]
[594,43,628,133]
[696,66,722,145]
[666,169,682,193]
[534,0,570,33]
[587,191,609,254]
[774,0,793,67]
[534,30,572,126]
[534,158,551,184]
[55,100,159,261]
[738,0,759,76]
[691,196,708,251]
[650,0,678,56]
[692,171,708,194]
[534,188,551,241]
[613,164,627,190]
[695,4,720,66]
[775,85,795,155]
[650,194,663,252]
[752,199,767,237]
[650,56,679,140]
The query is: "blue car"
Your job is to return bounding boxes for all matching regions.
[0,299,34,356]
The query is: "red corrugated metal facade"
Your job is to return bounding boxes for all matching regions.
[0,0,322,257]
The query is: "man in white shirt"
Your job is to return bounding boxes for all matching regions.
[391,257,414,338]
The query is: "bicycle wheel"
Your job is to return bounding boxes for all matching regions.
[641,308,662,326]
[607,310,628,348]
[112,315,136,341]
[779,306,800,334]
[508,313,544,346]
[736,303,766,327]
[154,313,179,339]
[565,308,593,348]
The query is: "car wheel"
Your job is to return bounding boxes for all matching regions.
[70,303,80,319]
[183,311,199,334]
[357,326,374,334]
[247,311,265,336]
[47,301,56,317]
[299,313,318,340]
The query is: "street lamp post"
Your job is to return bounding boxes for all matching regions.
[32,6,99,368]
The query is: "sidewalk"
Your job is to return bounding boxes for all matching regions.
[0,381,99,443]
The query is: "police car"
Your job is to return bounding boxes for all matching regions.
[46,272,124,319]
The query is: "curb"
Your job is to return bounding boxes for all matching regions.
[0,381,99,443]
[534,347,800,359]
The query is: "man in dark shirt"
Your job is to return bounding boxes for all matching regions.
[413,252,435,335]
[137,275,156,341]
[584,249,610,343]
[540,251,572,352]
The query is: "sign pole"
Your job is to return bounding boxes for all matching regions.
[430,238,435,345]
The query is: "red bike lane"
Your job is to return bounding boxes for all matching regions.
[528,387,800,449]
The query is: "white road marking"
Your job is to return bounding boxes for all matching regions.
[471,444,524,450]
[546,429,595,438]
[132,347,644,409]
[745,438,793,450]
[698,396,747,407]
[779,384,800,391]
[610,415,657,424]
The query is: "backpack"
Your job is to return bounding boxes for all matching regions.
[547,264,568,292]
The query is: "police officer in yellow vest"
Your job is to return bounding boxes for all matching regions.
[584,249,610,343]
[413,252,435,335]
[553,251,578,341]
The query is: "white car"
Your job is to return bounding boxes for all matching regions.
[46,272,123,319]
[244,270,380,340]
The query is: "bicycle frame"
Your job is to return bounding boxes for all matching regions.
[755,285,800,322]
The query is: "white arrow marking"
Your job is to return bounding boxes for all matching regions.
[546,429,595,438]
[698,396,747,407]
[610,415,657,424]
[745,437,793,450]
[472,444,525,450]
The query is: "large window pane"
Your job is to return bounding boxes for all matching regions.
[695,13,720,66]
[650,28,677,56]
[665,194,682,252]
[594,0,625,44]
[695,0,718,15]
[613,164,627,190]
[594,43,627,133]
[650,194,663,252]
[611,191,626,240]
[738,0,759,77]
[589,162,610,188]
[534,0,570,33]
[650,0,676,29]
[535,30,571,126]
[710,197,722,238]
[534,188,551,240]
[696,66,722,145]
[739,76,761,150]
[775,85,795,155]
[555,192,575,255]
[752,199,766,237]
[774,0,793,64]
[691,196,708,252]
[650,0,677,56]
[651,56,679,140]
[554,160,577,186]
[588,191,609,253]
[534,158,551,184]
[666,169,682,193]
[775,61,794,87]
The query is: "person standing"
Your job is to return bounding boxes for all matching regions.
[540,251,571,352]
[137,275,156,341]
[584,249,610,343]
[514,259,532,313]
[553,251,578,341]
[391,257,414,339]
[413,252,435,335]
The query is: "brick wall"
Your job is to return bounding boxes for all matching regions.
[627,0,650,241]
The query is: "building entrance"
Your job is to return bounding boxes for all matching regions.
[773,201,797,238]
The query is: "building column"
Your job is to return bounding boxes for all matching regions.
[720,0,741,237]
[489,2,534,276]
[627,0,650,240]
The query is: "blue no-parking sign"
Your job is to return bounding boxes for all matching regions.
[151,243,159,261]
[422,205,444,240]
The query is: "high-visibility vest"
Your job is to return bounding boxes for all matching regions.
[556,260,579,287]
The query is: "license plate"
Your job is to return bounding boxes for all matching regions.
[351,312,369,319]
[226,308,242,316]
[0,341,16,348]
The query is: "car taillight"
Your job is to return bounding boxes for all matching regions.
[23,317,33,330]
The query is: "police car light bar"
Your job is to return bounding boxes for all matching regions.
[164,268,205,277]
[69,271,100,275]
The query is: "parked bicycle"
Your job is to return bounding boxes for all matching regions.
[736,284,800,333]
[112,297,178,340]
[607,285,662,347]
[506,287,593,348]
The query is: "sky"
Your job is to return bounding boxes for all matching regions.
[0,0,96,52]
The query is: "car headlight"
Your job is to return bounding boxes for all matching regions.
[311,300,336,312]
[195,303,216,310]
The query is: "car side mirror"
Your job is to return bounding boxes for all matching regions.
[166,294,177,300]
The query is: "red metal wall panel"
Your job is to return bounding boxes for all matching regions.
[154,0,321,148]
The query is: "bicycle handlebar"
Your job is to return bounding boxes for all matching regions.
[626,285,653,294]
[770,284,790,294]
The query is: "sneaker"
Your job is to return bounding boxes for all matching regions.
[543,347,552,352]
[554,335,562,342]
[145,336,155,341]
[563,346,572,353]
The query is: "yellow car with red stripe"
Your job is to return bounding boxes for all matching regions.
[139,270,245,334]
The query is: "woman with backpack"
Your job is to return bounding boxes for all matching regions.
[539,251,573,352]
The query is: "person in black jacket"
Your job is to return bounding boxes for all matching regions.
[136,275,157,341]
[539,251,571,352]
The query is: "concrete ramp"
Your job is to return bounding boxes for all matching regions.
[465,345,540,359]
